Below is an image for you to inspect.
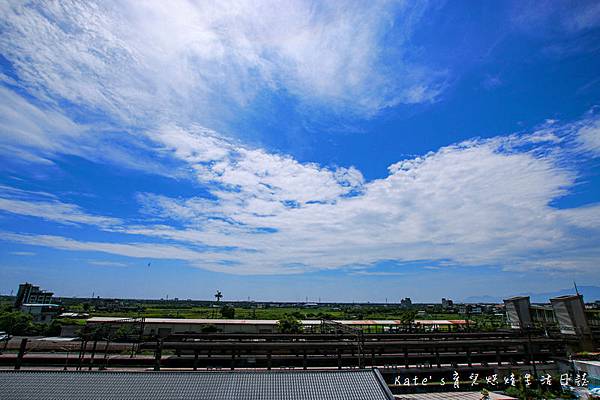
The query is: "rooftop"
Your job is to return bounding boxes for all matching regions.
[550,294,582,301]
[0,369,395,400]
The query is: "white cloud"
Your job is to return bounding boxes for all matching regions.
[0,186,121,228]
[144,124,365,212]
[0,87,191,177]
[0,1,599,278]
[577,119,600,155]
[88,260,129,267]
[0,0,441,128]
[10,251,36,256]
[137,120,600,275]
[512,1,600,35]
[0,232,205,262]
[0,87,83,162]
[0,197,121,227]
[1,114,599,275]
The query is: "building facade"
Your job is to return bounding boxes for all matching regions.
[14,283,54,308]
[503,296,533,329]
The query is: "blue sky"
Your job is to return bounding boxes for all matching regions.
[1,1,600,302]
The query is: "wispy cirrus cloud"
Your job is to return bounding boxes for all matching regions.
[0,88,185,177]
[576,118,600,155]
[0,0,447,181]
[511,0,600,35]
[10,251,36,256]
[87,260,130,268]
[0,232,206,262]
[0,87,82,164]
[0,0,442,130]
[0,185,121,228]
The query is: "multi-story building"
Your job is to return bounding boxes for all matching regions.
[14,282,54,308]
[20,303,62,323]
[503,296,533,329]
[441,298,453,308]
[504,294,598,340]
[550,294,591,336]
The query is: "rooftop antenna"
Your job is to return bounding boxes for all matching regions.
[574,281,580,296]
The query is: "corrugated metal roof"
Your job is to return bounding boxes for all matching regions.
[87,317,468,326]
[0,369,395,400]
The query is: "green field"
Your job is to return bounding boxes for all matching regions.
[1,296,507,332]
[89,303,502,326]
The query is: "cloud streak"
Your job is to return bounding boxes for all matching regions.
[0,186,121,228]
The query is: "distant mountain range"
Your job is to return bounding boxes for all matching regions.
[463,285,600,304]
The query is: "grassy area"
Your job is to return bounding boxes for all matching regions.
[93,306,346,320]
[1,295,506,329]
[87,303,506,330]
[91,304,478,321]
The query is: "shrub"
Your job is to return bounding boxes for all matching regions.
[277,315,303,334]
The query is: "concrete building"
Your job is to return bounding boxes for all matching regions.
[503,296,533,329]
[550,294,591,336]
[529,304,556,326]
[14,282,53,308]
[503,294,598,340]
[20,304,62,323]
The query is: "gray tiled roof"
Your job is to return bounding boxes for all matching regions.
[0,369,395,400]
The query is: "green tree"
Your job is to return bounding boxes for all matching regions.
[220,305,235,319]
[114,325,135,341]
[291,311,305,319]
[400,310,417,332]
[201,324,218,333]
[0,311,33,335]
[42,319,64,336]
[317,312,335,320]
[277,315,303,334]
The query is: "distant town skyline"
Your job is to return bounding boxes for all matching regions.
[1,1,600,301]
